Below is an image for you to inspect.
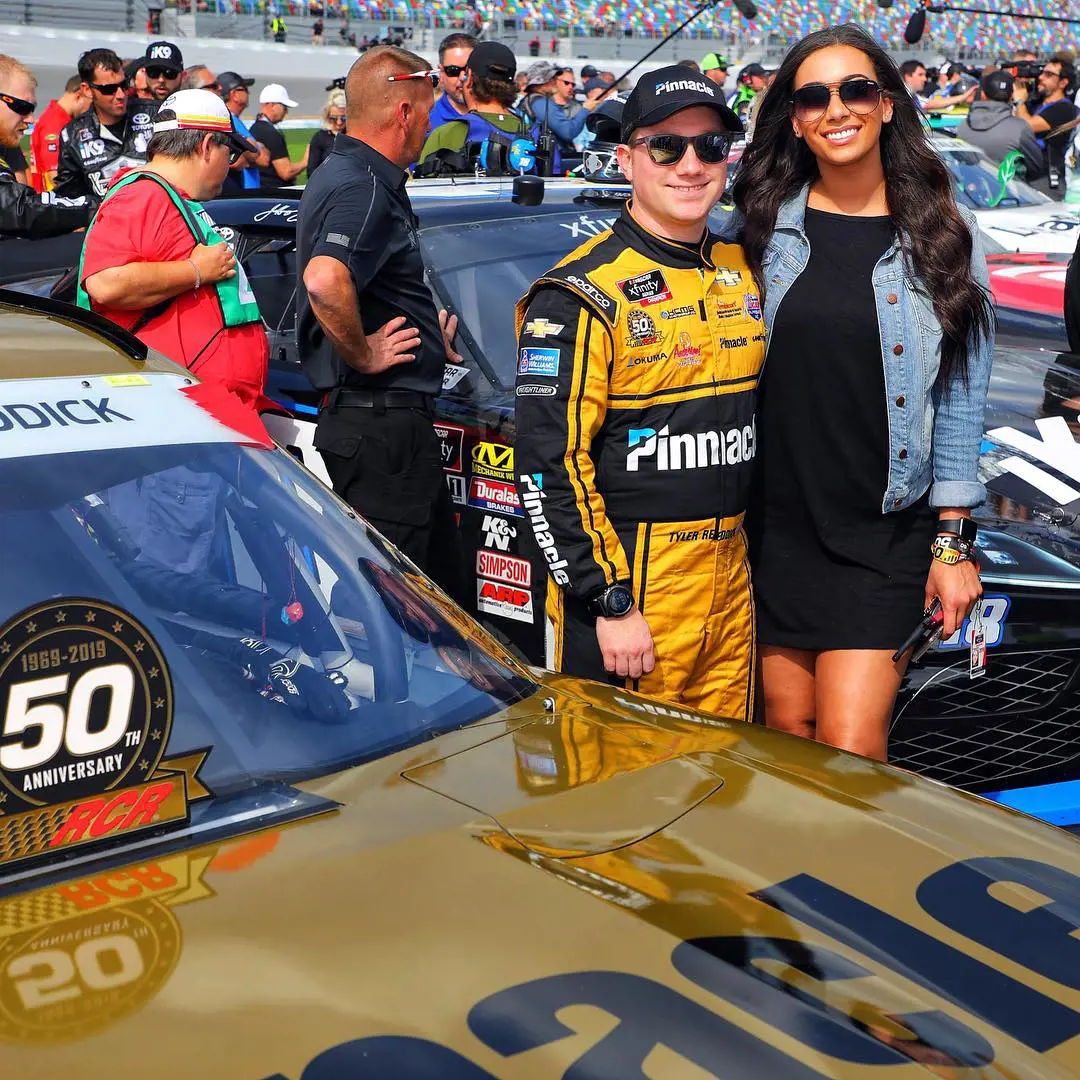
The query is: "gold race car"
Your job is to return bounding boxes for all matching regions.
[4,290,1080,1079]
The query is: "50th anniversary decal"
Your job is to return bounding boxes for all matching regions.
[0,599,209,867]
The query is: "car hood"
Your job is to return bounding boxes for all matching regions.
[974,203,1080,254]
[7,675,1080,1078]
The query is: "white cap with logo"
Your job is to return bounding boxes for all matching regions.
[259,83,299,108]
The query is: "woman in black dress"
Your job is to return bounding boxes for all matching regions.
[731,25,994,759]
[307,89,347,177]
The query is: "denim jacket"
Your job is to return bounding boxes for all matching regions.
[715,185,994,511]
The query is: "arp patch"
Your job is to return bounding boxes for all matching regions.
[616,269,673,307]
[518,348,560,377]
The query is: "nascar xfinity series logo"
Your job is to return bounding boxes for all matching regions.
[627,421,756,471]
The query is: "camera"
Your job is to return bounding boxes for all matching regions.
[1001,59,1043,81]
[325,76,347,92]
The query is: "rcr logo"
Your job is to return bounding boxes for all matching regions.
[627,421,756,472]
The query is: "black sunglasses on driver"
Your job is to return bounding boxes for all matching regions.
[629,131,734,166]
[0,91,35,116]
[145,66,180,80]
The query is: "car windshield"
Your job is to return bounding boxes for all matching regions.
[422,209,620,387]
[942,148,1049,209]
[0,374,535,822]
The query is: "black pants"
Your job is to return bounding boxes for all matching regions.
[313,405,465,604]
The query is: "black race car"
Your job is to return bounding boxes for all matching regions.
[5,178,1080,820]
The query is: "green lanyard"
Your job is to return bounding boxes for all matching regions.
[76,170,262,330]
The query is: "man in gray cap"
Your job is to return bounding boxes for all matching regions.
[513,65,763,718]
[519,61,610,155]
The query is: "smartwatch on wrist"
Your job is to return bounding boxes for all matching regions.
[586,582,635,619]
[937,517,978,545]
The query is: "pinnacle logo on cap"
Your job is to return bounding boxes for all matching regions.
[620,63,743,142]
[655,78,716,97]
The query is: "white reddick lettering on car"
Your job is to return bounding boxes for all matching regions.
[626,420,756,472]
[518,473,571,586]
[0,374,249,460]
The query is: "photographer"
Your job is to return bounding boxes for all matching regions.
[1014,56,1078,200]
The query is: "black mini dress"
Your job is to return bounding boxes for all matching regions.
[749,207,936,651]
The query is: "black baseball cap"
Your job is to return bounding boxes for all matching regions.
[143,41,184,75]
[981,69,1014,102]
[620,64,743,142]
[739,62,768,80]
[580,63,599,78]
[466,41,516,82]
[219,71,255,94]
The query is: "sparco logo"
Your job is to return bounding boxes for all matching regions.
[626,421,756,471]
[518,473,571,586]
[656,79,715,96]
[566,275,612,310]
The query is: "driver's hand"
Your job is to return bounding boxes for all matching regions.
[266,656,353,724]
[237,637,353,723]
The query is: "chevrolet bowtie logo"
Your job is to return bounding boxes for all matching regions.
[524,318,565,339]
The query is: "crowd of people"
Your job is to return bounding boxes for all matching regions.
[0,26,1078,762]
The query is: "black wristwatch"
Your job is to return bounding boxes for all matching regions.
[586,582,635,619]
[937,517,978,545]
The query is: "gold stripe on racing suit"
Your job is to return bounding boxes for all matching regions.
[515,205,764,719]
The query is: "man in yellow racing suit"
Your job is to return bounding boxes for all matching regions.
[515,66,764,720]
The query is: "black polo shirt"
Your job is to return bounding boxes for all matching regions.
[296,134,445,395]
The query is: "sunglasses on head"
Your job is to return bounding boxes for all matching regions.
[145,66,179,80]
[387,69,440,88]
[0,91,34,116]
[629,131,734,166]
[790,77,885,122]
[89,78,129,95]
[441,64,465,77]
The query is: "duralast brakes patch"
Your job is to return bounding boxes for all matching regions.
[0,599,209,868]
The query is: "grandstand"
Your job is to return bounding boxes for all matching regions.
[0,0,1076,58]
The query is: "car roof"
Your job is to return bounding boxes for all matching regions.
[930,131,979,154]
[0,290,181,381]
[208,176,632,231]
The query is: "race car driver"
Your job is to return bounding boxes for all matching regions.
[515,66,764,719]
[0,53,89,238]
[54,48,155,204]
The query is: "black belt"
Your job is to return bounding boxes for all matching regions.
[322,388,434,413]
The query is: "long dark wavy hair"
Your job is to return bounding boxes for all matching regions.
[732,23,993,387]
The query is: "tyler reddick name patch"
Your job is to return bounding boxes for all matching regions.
[0,598,209,868]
